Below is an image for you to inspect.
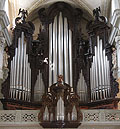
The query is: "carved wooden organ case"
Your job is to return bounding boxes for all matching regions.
[1,2,119,109]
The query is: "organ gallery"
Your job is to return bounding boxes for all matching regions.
[0,2,120,127]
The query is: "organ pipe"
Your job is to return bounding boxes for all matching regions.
[77,70,88,102]
[9,32,31,101]
[53,16,57,84]
[64,18,69,84]
[49,23,52,87]
[69,30,73,87]
[49,12,73,87]
[57,97,64,121]
[58,12,63,75]
[90,36,111,101]
[34,70,45,101]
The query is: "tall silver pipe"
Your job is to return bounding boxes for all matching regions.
[100,40,104,85]
[19,33,24,100]
[10,60,13,98]
[100,40,106,99]
[69,30,73,87]
[64,18,69,84]
[16,38,21,88]
[106,57,110,97]
[29,68,31,99]
[27,63,29,101]
[53,16,57,84]
[28,63,31,101]
[12,57,16,98]
[49,23,52,87]
[107,60,110,97]
[13,48,17,88]
[97,36,102,86]
[103,49,107,97]
[93,57,96,100]
[19,32,24,87]
[91,64,94,100]
[27,63,30,101]
[90,68,93,101]
[98,39,103,99]
[11,60,14,89]
[105,56,109,97]
[25,55,28,101]
[22,43,26,100]
[95,46,99,100]
[58,12,63,75]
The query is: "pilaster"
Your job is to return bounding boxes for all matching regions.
[115,36,120,109]
[115,36,120,79]
[0,36,5,79]
[0,9,10,109]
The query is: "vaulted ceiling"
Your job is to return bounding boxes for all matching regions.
[19,0,111,19]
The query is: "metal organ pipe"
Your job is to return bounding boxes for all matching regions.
[34,70,45,101]
[95,46,99,100]
[16,38,21,90]
[53,16,57,84]
[10,32,32,101]
[64,18,69,84]
[23,42,26,100]
[90,36,111,101]
[10,60,13,98]
[49,23,52,87]
[49,12,73,87]
[69,30,73,87]
[58,12,63,75]
[77,70,88,102]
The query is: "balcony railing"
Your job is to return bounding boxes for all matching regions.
[0,110,120,129]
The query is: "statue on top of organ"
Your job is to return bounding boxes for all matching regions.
[1,2,120,111]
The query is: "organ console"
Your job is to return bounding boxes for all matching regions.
[1,2,120,112]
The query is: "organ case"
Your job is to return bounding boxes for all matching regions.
[0,3,119,109]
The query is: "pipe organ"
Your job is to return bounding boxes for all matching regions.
[49,12,72,87]
[10,32,31,101]
[1,3,120,110]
